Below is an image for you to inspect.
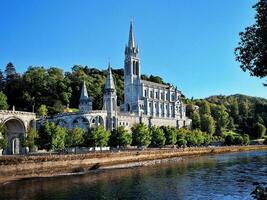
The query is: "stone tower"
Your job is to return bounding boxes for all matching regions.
[103,63,117,130]
[123,20,142,113]
[79,81,92,113]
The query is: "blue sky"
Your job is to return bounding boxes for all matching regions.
[0,0,266,99]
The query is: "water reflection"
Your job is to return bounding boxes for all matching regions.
[0,150,266,200]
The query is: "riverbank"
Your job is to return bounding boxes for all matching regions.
[0,145,267,185]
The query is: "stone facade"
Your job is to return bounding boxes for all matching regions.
[47,20,191,132]
[0,110,36,155]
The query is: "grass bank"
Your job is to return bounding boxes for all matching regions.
[0,145,267,185]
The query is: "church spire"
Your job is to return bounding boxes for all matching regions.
[80,81,89,100]
[104,62,116,91]
[79,81,92,113]
[128,19,135,48]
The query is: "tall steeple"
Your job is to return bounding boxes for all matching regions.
[123,19,141,113]
[79,81,92,113]
[128,19,135,48]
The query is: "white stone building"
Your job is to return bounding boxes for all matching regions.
[49,21,191,131]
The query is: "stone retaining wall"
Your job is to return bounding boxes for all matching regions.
[0,145,267,178]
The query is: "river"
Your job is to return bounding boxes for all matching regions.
[0,150,266,200]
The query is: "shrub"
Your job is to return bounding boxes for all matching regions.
[177,138,187,147]
[224,134,235,145]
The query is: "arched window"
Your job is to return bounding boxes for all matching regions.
[136,62,139,75]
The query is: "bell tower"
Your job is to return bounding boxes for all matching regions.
[124,19,141,112]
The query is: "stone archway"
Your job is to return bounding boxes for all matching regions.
[73,116,89,130]
[4,117,26,155]
[90,116,104,127]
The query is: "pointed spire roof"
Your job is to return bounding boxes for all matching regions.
[105,62,116,90]
[128,19,135,48]
[80,81,89,100]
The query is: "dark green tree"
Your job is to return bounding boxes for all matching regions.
[131,123,151,147]
[200,114,216,135]
[235,0,267,85]
[161,126,177,145]
[150,126,166,147]
[199,101,211,116]
[87,125,110,147]
[109,126,132,147]
[190,111,201,129]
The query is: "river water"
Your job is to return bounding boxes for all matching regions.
[0,150,266,200]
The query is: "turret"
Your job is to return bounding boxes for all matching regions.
[103,63,117,130]
[79,81,92,113]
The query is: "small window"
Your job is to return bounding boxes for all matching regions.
[150,91,153,98]
[161,92,164,100]
[155,92,158,99]
[144,90,147,97]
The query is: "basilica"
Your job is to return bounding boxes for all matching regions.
[50,21,192,131]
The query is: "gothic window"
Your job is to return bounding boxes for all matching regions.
[136,62,139,75]
[133,61,136,75]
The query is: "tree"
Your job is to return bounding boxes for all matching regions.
[200,114,216,135]
[37,122,67,151]
[65,128,85,150]
[162,126,177,145]
[51,125,68,150]
[229,98,239,121]
[87,125,110,147]
[109,126,132,148]
[21,129,39,152]
[190,111,201,129]
[253,123,266,139]
[131,123,151,147]
[0,92,8,110]
[199,101,211,116]
[5,62,16,81]
[213,105,229,135]
[235,0,267,85]
[239,99,249,118]
[38,104,48,117]
[150,126,166,147]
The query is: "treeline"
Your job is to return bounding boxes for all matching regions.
[0,62,166,115]
[185,94,267,140]
[20,122,223,152]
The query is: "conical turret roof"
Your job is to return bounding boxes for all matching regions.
[104,63,116,91]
